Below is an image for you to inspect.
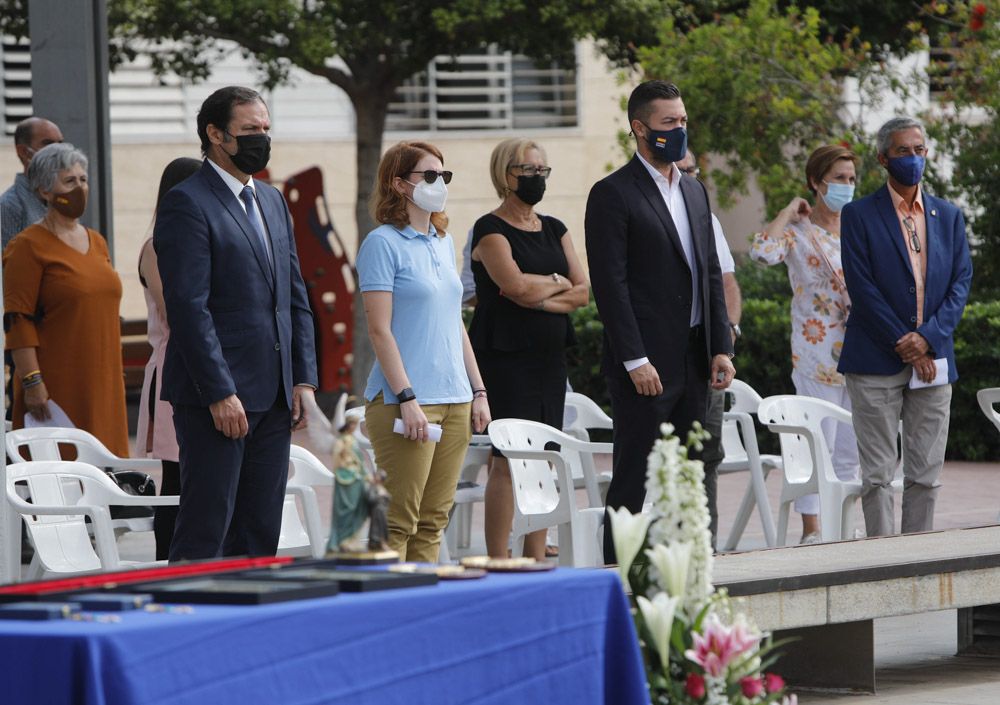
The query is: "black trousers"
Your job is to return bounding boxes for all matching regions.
[168,395,291,561]
[603,327,710,563]
[153,460,180,561]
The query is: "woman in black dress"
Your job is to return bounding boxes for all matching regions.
[470,138,589,559]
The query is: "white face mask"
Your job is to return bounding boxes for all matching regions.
[407,177,448,213]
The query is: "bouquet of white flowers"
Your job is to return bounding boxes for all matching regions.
[609,423,796,705]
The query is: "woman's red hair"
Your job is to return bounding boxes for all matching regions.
[370,141,449,235]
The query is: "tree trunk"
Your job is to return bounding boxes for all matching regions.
[350,90,390,397]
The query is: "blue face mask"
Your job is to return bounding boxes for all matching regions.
[821,181,855,213]
[642,124,687,164]
[886,155,925,186]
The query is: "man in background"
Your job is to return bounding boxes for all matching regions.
[0,116,63,249]
[676,150,742,546]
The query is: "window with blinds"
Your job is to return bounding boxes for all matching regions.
[1,37,32,137]
[387,47,578,132]
[1,40,577,140]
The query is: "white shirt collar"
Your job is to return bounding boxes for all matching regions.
[207,157,255,199]
[636,152,681,189]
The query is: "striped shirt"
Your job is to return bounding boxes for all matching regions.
[0,173,48,250]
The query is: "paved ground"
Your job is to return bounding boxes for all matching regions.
[114,436,1000,703]
[720,460,1000,704]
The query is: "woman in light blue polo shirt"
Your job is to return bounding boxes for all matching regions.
[357,141,491,563]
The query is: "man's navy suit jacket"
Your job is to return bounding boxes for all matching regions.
[154,160,317,412]
[838,184,972,383]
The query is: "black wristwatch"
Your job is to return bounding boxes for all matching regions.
[396,387,417,404]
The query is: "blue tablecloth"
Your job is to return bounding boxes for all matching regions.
[0,568,648,705]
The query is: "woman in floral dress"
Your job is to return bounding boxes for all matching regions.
[750,144,861,543]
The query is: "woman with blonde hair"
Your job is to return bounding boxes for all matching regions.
[750,144,862,543]
[356,141,490,562]
[470,138,589,559]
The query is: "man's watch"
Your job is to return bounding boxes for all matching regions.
[396,387,417,404]
[730,323,742,340]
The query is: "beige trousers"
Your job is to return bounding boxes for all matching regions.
[846,368,951,537]
[365,395,472,562]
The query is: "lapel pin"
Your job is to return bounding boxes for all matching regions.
[931,209,937,216]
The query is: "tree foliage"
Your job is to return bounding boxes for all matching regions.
[631,0,909,217]
[0,0,679,393]
[921,0,1000,298]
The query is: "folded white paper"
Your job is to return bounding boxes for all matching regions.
[393,418,443,442]
[23,399,76,429]
[909,358,949,389]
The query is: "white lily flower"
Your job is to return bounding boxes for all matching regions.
[646,541,692,602]
[637,592,679,672]
[608,506,652,587]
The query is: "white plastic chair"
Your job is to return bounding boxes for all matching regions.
[718,380,781,550]
[488,419,606,567]
[445,435,490,558]
[562,392,614,506]
[977,389,1000,523]
[978,388,1000,435]
[757,395,863,545]
[6,427,165,541]
[5,460,176,579]
[277,445,335,559]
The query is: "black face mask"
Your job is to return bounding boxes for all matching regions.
[513,174,546,206]
[225,131,271,174]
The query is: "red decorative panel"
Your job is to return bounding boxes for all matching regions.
[282,167,355,393]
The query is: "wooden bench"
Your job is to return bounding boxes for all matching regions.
[714,526,1000,693]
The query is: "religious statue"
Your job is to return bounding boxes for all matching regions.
[327,415,395,557]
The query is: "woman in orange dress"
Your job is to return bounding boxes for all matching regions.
[3,142,128,456]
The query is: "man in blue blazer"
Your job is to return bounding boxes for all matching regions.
[839,116,972,537]
[154,86,318,560]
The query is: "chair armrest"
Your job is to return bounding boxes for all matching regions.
[284,485,315,501]
[576,441,613,455]
[108,495,179,507]
[497,448,564,463]
[81,483,180,507]
[7,495,107,521]
[101,458,163,472]
[763,422,808,436]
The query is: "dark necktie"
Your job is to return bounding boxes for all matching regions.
[240,185,272,266]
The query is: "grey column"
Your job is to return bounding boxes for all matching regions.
[28,0,113,254]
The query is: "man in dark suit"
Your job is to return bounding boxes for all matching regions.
[154,86,318,560]
[585,80,734,561]
[839,116,972,537]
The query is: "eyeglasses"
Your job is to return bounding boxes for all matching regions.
[408,170,453,185]
[509,164,553,178]
[680,166,701,177]
[902,216,920,253]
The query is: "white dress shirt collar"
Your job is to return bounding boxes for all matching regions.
[207,157,255,201]
[636,152,682,192]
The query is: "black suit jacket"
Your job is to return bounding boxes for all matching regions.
[585,155,732,382]
[154,161,318,412]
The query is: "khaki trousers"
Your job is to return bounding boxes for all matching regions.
[365,396,472,562]
[846,368,951,537]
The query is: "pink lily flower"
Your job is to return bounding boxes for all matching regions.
[684,614,759,677]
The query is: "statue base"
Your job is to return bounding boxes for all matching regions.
[325,549,400,565]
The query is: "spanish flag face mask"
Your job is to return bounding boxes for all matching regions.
[641,123,687,165]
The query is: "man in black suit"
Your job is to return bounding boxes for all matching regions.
[155,86,318,560]
[585,80,734,561]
